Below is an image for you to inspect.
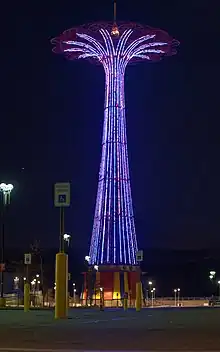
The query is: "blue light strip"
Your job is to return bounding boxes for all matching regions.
[57,28,172,265]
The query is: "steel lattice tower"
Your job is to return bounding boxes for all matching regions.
[51,12,178,268]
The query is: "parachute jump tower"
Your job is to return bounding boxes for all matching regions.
[51,1,178,305]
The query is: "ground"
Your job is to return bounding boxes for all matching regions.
[0,307,220,350]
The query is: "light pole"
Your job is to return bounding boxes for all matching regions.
[217,281,220,299]
[151,289,154,307]
[177,288,180,306]
[0,183,14,307]
[73,288,76,306]
[94,265,98,306]
[174,289,177,306]
[209,271,216,297]
[13,277,19,290]
[73,282,76,305]
[153,287,156,306]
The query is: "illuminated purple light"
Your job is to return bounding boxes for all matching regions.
[51,23,178,265]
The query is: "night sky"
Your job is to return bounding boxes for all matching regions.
[2,0,220,253]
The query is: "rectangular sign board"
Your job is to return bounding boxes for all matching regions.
[136,250,143,262]
[54,182,70,207]
[24,253,32,265]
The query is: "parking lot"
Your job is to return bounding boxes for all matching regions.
[0,307,220,350]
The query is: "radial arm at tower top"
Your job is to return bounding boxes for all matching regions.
[51,22,179,266]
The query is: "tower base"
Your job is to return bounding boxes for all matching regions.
[83,265,142,307]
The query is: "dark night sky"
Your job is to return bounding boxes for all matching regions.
[1,0,220,253]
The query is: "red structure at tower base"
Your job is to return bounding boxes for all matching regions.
[83,265,141,307]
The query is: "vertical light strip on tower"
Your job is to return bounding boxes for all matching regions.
[51,21,179,266]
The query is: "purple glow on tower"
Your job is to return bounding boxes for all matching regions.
[51,22,178,266]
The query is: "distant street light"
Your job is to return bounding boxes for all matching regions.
[174,289,177,306]
[177,288,180,306]
[151,289,154,307]
[0,183,14,307]
[85,255,90,263]
[73,285,76,306]
[210,271,216,277]
[63,233,71,249]
[13,277,19,290]
[217,280,220,299]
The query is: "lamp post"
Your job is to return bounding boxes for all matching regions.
[151,289,154,307]
[217,281,220,299]
[209,271,216,297]
[73,288,76,306]
[73,283,76,306]
[174,289,177,306]
[0,183,14,307]
[153,287,156,306]
[94,265,98,306]
[13,276,19,290]
[177,288,180,306]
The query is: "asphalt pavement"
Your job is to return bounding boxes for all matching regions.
[0,307,220,350]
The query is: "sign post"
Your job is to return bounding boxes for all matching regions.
[54,183,70,252]
[24,253,31,312]
[54,182,70,319]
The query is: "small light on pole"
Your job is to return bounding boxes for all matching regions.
[63,233,71,247]
[0,183,14,205]
[0,183,14,305]
[217,280,220,299]
[151,289,154,307]
[174,289,177,306]
[85,255,90,263]
[177,288,180,306]
[210,271,216,277]
[153,287,156,301]
[73,283,76,306]
[13,277,19,290]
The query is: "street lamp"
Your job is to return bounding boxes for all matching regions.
[217,280,220,299]
[63,233,70,244]
[85,255,90,263]
[177,288,180,306]
[73,283,76,306]
[174,289,177,306]
[13,277,19,290]
[210,271,216,277]
[0,183,14,307]
[209,271,216,297]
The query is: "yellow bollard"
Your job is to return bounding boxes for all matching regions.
[55,252,67,319]
[0,297,6,308]
[136,282,142,312]
[24,283,30,312]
